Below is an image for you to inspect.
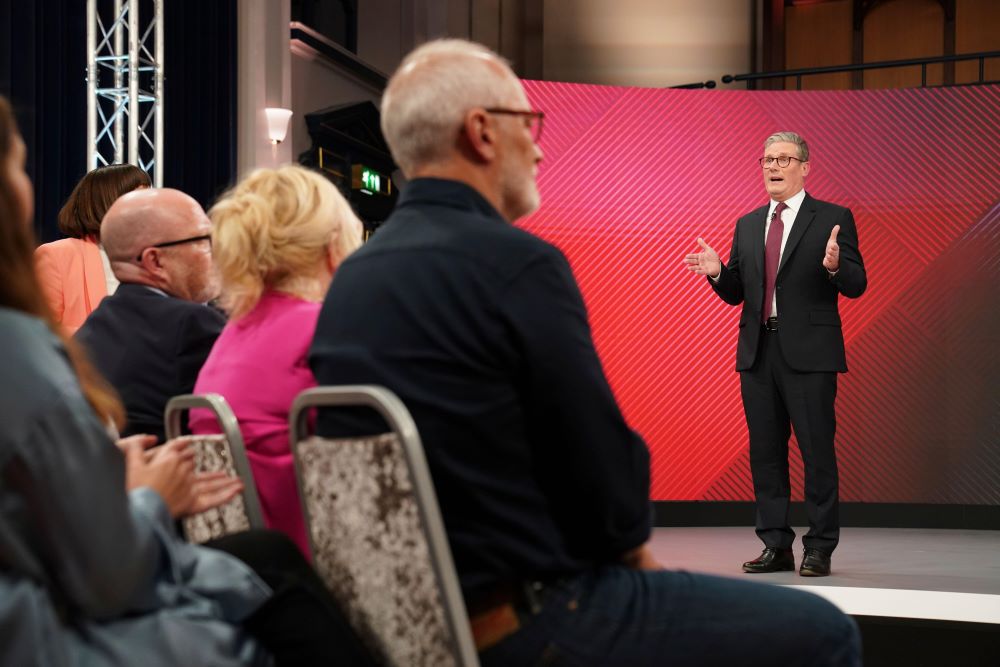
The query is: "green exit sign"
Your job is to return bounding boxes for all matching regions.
[351,164,392,197]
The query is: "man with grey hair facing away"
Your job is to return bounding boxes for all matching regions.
[685,133,866,578]
[311,40,861,666]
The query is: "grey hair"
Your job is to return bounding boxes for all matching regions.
[380,39,519,176]
[764,131,810,162]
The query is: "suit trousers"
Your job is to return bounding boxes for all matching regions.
[740,326,840,554]
[478,565,860,666]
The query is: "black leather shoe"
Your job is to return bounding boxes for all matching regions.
[742,547,794,573]
[799,548,832,577]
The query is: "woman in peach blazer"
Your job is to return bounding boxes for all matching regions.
[34,164,149,333]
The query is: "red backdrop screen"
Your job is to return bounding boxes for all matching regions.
[519,82,1000,504]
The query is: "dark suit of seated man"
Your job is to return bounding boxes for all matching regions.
[76,188,224,442]
[309,39,861,667]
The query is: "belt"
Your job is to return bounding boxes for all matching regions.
[467,580,553,652]
[763,316,778,332]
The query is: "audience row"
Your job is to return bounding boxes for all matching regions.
[0,97,376,665]
[4,36,862,667]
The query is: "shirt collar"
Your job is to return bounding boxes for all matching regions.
[142,285,170,298]
[769,189,807,217]
[396,178,508,224]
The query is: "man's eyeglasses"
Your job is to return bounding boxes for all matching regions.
[135,234,212,262]
[484,108,545,143]
[759,156,806,169]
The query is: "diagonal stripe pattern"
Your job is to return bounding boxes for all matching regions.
[518,82,1000,503]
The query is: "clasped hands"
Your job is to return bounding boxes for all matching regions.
[683,225,842,276]
[117,434,244,518]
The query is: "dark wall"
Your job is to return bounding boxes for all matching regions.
[162,0,238,211]
[0,0,87,243]
[0,0,237,243]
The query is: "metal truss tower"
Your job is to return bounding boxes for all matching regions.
[86,0,164,185]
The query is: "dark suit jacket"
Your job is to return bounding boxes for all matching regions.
[711,193,867,372]
[76,283,225,441]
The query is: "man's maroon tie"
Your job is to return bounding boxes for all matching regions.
[762,202,787,323]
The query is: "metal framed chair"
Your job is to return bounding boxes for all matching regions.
[164,393,266,543]
[290,385,479,667]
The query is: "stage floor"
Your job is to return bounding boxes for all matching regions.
[649,527,1000,624]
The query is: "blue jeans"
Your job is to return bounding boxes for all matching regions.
[479,566,860,667]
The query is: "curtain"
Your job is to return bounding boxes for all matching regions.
[1,0,87,243]
[0,0,237,242]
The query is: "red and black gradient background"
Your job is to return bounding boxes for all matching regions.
[519,82,1000,505]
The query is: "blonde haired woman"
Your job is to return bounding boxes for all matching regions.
[192,165,362,555]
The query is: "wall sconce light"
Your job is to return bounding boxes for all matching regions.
[264,107,293,145]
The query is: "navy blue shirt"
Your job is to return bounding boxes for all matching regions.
[309,178,651,598]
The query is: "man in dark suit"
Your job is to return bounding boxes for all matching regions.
[685,131,867,576]
[311,41,860,666]
[76,188,224,441]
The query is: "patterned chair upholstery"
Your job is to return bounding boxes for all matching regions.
[164,394,266,544]
[290,386,479,667]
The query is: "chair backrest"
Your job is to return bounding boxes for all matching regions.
[164,393,266,543]
[290,385,479,667]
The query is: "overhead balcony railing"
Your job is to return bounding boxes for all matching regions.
[722,50,1000,90]
[671,80,717,90]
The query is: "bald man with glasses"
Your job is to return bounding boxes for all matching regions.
[685,131,868,577]
[77,188,224,442]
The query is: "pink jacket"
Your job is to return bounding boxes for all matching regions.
[34,238,108,334]
[191,291,321,556]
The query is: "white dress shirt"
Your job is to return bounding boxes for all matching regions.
[99,245,120,294]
